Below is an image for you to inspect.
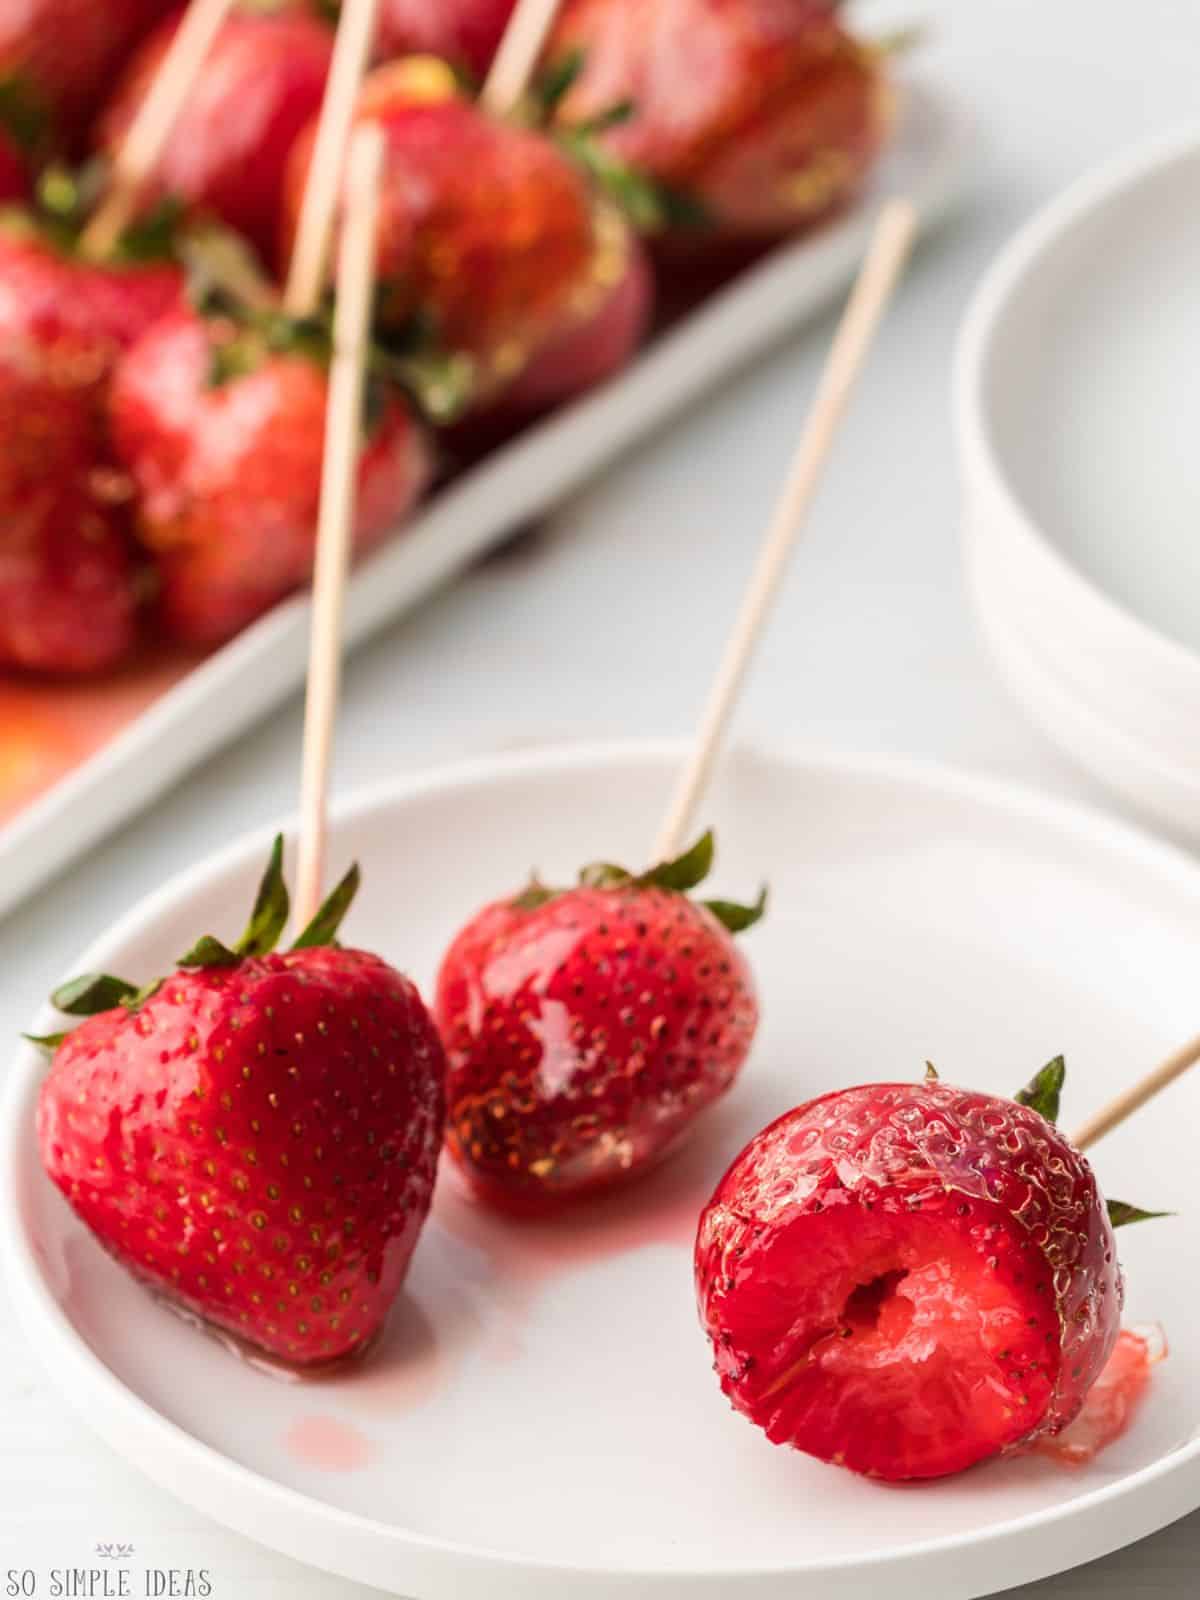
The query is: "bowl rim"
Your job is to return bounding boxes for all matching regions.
[953,122,1200,689]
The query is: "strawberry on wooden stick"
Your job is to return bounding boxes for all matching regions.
[108,0,431,648]
[36,130,446,1368]
[96,1,334,268]
[696,1062,1165,1480]
[436,203,915,1213]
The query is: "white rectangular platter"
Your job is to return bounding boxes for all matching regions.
[0,77,969,920]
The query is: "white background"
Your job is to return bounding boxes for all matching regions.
[3,0,1199,1594]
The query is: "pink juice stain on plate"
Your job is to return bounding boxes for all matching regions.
[337,1129,725,1412]
[285,1415,375,1472]
[1035,1325,1167,1466]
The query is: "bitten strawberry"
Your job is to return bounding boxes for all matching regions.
[695,1061,1162,1480]
[109,299,430,646]
[547,0,891,247]
[282,59,629,404]
[374,0,517,81]
[98,5,333,268]
[36,841,447,1367]
[0,339,139,673]
[436,831,763,1212]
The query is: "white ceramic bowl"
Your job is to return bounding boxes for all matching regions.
[955,127,1200,835]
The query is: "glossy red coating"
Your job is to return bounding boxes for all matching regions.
[38,948,447,1366]
[0,0,172,146]
[109,305,430,646]
[696,1081,1123,1479]
[375,0,517,80]
[436,883,758,1211]
[0,340,138,673]
[283,65,597,395]
[98,7,333,267]
[0,222,185,394]
[550,0,891,242]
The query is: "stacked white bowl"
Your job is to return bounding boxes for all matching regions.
[955,127,1200,838]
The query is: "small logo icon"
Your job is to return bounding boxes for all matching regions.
[95,1543,136,1561]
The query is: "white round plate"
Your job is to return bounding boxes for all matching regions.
[955,127,1200,834]
[5,743,1200,1600]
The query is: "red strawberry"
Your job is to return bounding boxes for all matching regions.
[36,841,447,1367]
[474,204,652,430]
[282,59,600,400]
[98,6,333,269]
[109,301,430,647]
[0,126,28,202]
[0,339,139,674]
[374,0,517,81]
[0,0,173,149]
[547,0,891,246]
[0,214,185,397]
[435,831,764,1213]
[694,1062,1161,1480]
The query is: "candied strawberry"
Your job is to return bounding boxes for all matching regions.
[109,302,430,647]
[435,832,763,1212]
[696,1072,1127,1480]
[98,7,333,268]
[282,59,598,398]
[0,341,138,674]
[36,843,446,1367]
[375,0,517,80]
[0,216,185,397]
[548,0,891,244]
[486,206,652,422]
[0,0,173,149]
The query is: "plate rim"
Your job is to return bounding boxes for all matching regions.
[6,738,1200,1595]
[953,121,1200,686]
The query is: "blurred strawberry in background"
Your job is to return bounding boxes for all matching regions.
[98,3,334,269]
[374,0,517,82]
[109,302,430,646]
[548,0,892,250]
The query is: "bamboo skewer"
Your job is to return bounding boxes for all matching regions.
[294,127,385,927]
[479,0,563,117]
[80,0,239,259]
[283,0,382,318]
[652,199,918,863]
[1072,1032,1200,1152]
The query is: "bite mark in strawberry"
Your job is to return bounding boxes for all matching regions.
[435,831,764,1212]
[695,1065,1147,1480]
[36,841,446,1367]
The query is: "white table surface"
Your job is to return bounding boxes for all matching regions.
[3,1,1199,1594]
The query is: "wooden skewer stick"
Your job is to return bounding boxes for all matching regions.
[283,0,382,319]
[652,199,918,863]
[1071,1032,1200,1152]
[79,0,239,260]
[295,126,385,928]
[480,0,563,117]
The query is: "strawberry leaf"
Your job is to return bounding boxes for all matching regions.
[178,935,240,969]
[51,973,139,1016]
[643,830,715,892]
[512,876,559,911]
[293,862,361,949]
[23,1031,67,1052]
[1107,1200,1172,1229]
[1014,1056,1065,1124]
[534,49,585,115]
[925,1062,940,1081]
[579,861,634,889]
[703,886,767,934]
[235,834,290,957]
